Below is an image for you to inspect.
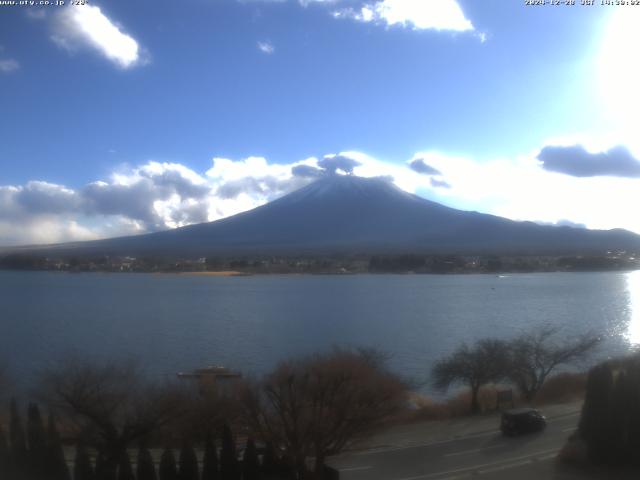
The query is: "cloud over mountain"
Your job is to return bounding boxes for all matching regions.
[318,154,362,175]
[291,164,325,178]
[2,142,640,246]
[538,144,640,178]
[0,158,315,245]
[409,158,442,176]
[430,178,451,189]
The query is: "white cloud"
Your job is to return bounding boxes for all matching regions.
[0,59,20,73]
[204,156,311,219]
[2,143,640,246]
[257,41,275,54]
[51,4,143,69]
[413,145,640,234]
[0,158,314,246]
[26,9,47,20]
[333,0,474,32]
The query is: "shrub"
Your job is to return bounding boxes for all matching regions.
[577,354,640,466]
[536,372,587,405]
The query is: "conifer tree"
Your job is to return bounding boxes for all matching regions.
[47,413,71,480]
[27,402,47,475]
[260,442,277,476]
[95,451,106,480]
[159,448,179,480]
[9,398,28,478]
[626,360,640,466]
[73,444,95,480]
[136,446,157,480]
[604,363,640,464]
[95,449,117,480]
[178,440,199,480]
[220,425,239,480]
[579,363,614,463]
[201,433,219,480]
[0,424,10,478]
[242,438,260,480]
[117,450,135,480]
[576,358,640,466]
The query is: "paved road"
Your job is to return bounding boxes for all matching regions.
[328,410,581,480]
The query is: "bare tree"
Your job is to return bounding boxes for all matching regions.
[0,362,10,403]
[173,382,241,443]
[507,326,600,402]
[432,339,509,414]
[38,358,187,479]
[240,348,407,479]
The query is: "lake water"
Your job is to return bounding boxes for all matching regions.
[1,270,640,392]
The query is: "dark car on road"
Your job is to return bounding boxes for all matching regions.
[500,408,547,436]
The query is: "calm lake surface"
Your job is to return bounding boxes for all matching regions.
[2,270,640,392]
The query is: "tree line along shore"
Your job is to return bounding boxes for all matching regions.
[0,251,638,274]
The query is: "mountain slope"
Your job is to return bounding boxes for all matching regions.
[11,175,640,256]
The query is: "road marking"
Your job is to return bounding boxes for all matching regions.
[444,443,504,457]
[552,411,580,419]
[354,430,500,456]
[478,459,531,474]
[392,448,558,480]
[477,453,556,475]
[562,427,577,433]
[339,465,372,472]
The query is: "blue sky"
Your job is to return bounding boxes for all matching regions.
[1,0,639,245]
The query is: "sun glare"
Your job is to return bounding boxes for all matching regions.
[598,8,640,140]
[625,270,640,345]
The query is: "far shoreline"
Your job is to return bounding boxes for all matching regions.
[175,270,250,277]
[2,268,639,276]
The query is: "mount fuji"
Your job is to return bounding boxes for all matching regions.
[10,175,640,257]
